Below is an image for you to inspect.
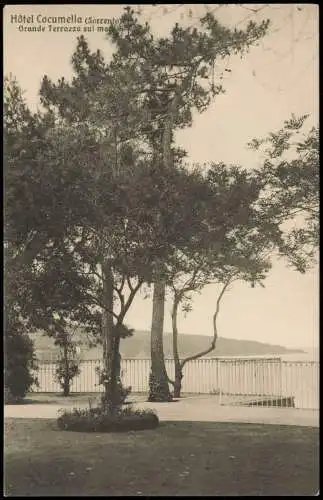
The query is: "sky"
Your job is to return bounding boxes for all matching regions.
[3,4,319,350]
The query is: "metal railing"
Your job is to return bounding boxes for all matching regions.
[32,357,319,410]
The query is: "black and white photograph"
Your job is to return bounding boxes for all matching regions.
[4,4,319,496]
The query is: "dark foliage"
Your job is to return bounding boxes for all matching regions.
[57,405,159,432]
[4,325,39,400]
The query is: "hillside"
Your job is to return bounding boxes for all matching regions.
[29,330,305,361]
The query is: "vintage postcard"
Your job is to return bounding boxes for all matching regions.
[4,4,319,496]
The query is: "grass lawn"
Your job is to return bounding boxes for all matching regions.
[4,418,319,496]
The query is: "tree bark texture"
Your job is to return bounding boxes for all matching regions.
[101,259,118,408]
[172,294,183,398]
[149,93,181,402]
[148,280,172,402]
[63,342,70,397]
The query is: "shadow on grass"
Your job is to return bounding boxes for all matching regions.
[7,393,183,406]
[4,418,319,497]
[7,392,212,407]
[6,393,103,406]
[6,398,57,406]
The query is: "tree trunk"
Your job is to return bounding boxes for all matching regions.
[173,367,183,399]
[172,294,183,398]
[112,335,121,380]
[148,93,180,403]
[63,381,70,397]
[101,259,116,409]
[63,341,70,397]
[148,280,172,402]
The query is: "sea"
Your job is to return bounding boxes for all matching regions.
[280,350,319,362]
[216,350,320,363]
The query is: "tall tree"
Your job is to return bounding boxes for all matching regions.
[5,69,146,406]
[39,41,162,407]
[167,162,272,397]
[167,116,320,399]
[168,116,319,397]
[104,6,271,401]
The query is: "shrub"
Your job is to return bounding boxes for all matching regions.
[55,356,80,397]
[53,332,81,397]
[57,404,159,433]
[4,329,39,401]
[96,366,132,407]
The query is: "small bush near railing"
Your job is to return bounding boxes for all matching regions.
[5,387,22,405]
[57,404,159,433]
[95,366,132,406]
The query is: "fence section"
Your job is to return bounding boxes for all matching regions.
[281,361,320,410]
[33,358,319,410]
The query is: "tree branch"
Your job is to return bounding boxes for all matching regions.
[118,278,143,324]
[126,276,137,293]
[114,286,125,312]
[79,267,103,282]
[115,275,126,294]
[180,275,237,369]
[84,291,119,321]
